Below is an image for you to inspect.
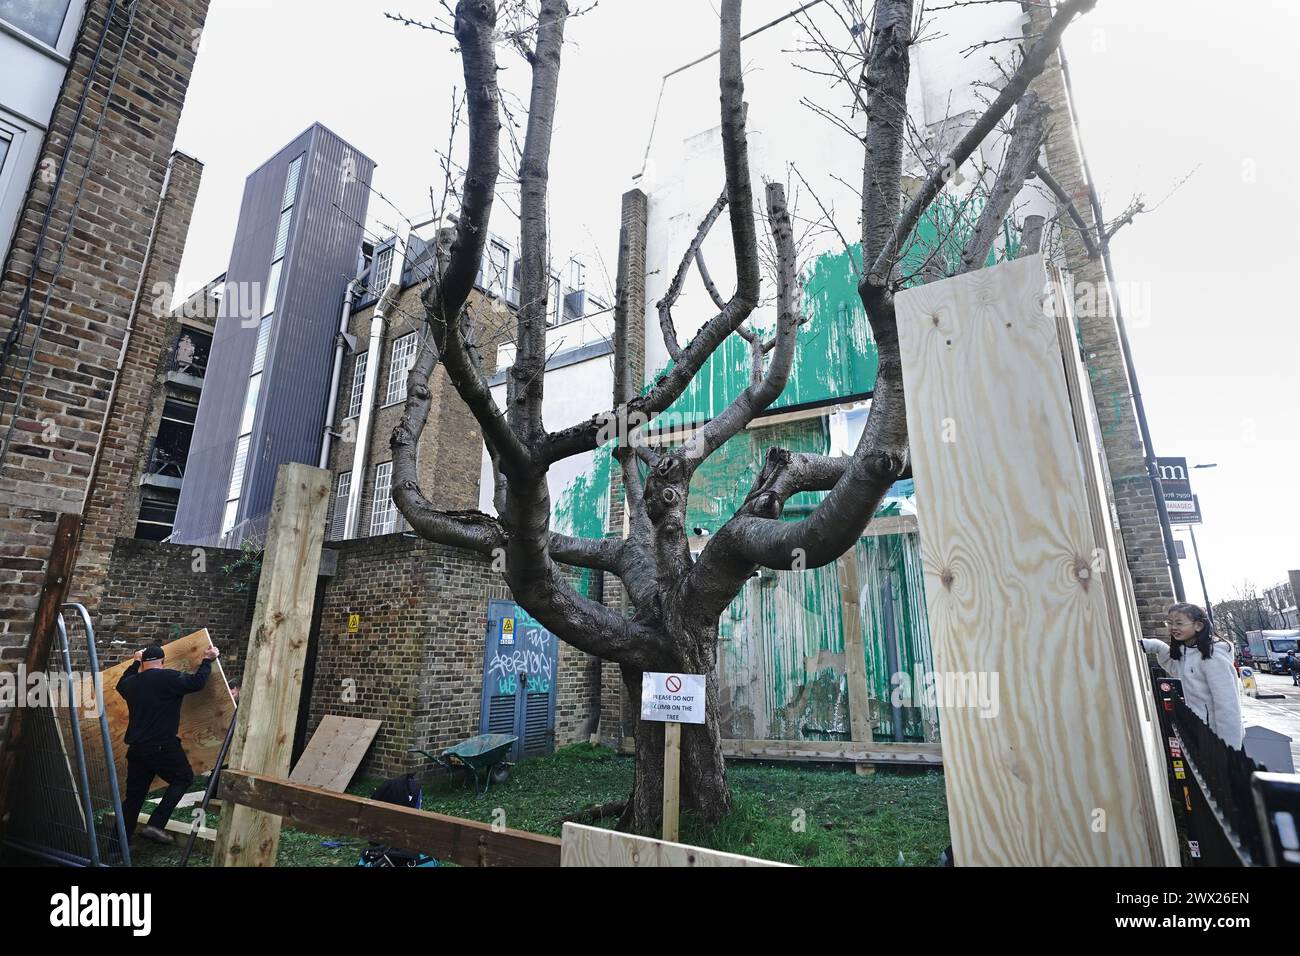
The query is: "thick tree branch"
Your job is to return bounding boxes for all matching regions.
[686,182,800,473]
[409,1,531,478]
[695,246,729,310]
[957,90,1048,272]
[542,0,759,466]
[865,0,1097,288]
[509,0,568,449]
[686,0,1093,619]
[658,190,728,363]
[549,532,623,573]
[1032,158,1100,259]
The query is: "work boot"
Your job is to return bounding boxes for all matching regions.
[137,825,174,845]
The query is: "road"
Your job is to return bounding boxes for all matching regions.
[1240,672,1300,772]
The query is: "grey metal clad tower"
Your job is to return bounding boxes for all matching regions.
[173,124,374,545]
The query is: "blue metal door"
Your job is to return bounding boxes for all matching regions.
[480,600,557,760]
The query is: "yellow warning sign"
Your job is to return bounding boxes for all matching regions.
[347,613,360,633]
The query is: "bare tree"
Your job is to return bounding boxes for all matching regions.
[391,0,1095,834]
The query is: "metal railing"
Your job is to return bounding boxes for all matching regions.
[1151,665,1298,866]
[3,604,131,866]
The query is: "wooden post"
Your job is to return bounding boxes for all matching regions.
[213,463,330,866]
[662,722,680,842]
[837,552,875,776]
[0,513,81,841]
[895,255,1179,865]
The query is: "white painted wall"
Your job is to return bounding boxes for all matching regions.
[478,352,615,535]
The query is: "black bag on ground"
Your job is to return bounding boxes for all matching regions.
[357,773,438,867]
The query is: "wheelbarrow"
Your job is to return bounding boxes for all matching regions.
[414,733,518,794]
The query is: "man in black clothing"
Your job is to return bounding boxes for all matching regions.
[116,642,219,844]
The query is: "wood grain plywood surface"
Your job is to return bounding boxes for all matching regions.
[89,629,235,794]
[896,254,1177,866]
[288,716,381,792]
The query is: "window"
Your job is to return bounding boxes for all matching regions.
[482,240,510,298]
[330,471,352,541]
[240,374,262,434]
[0,112,38,256]
[347,352,367,418]
[273,208,292,260]
[262,259,283,316]
[222,499,239,536]
[228,435,251,500]
[372,246,394,295]
[282,154,304,209]
[252,315,272,373]
[0,0,73,46]
[385,332,417,406]
[370,462,395,536]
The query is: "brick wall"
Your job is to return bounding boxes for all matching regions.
[46,532,598,780]
[74,151,204,609]
[0,0,210,665]
[305,534,595,780]
[1026,4,1174,638]
[93,538,253,682]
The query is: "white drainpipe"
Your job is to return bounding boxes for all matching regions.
[342,227,408,539]
[319,278,359,468]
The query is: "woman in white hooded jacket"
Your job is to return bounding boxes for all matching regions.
[1142,603,1243,750]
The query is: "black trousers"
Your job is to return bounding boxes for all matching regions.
[121,738,194,838]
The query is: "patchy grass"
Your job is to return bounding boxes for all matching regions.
[128,743,949,867]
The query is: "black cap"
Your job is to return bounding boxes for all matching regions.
[141,645,165,662]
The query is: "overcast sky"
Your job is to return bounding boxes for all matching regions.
[172,0,1300,605]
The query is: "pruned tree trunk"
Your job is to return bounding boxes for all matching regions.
[619,620,730,834]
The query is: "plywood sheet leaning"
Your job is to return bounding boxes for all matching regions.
[1048,266,1174,848]
[86,629,236,794]
[288,716,382,792]
[560,822,790,867]
[895,253,1179,866]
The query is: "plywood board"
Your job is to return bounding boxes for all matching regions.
[88,629,236,794]
[895,254,1178,866]
[560,822,789,867]
[106,812,217,842]
[288,716,382,792]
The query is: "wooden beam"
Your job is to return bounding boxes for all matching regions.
[662,722,680,842]
[560,822,788,866]
[214,463,331,867]
[895,254,1178,865]
[745,399,868,430]
[721,739,941,765]
[0,513,81,843]
[219,770,561,867]
[837,553,874,776]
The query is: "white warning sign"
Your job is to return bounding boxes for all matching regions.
[640,672,706,724]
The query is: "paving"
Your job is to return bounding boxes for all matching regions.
[1240,673,1300,771]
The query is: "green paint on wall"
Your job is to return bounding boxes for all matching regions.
[551,441,614,593]
[650,244,876,424]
